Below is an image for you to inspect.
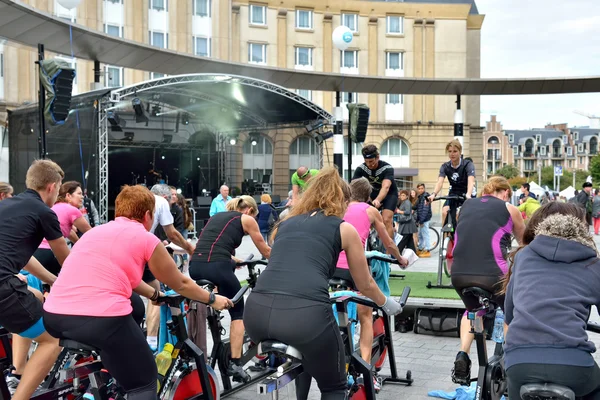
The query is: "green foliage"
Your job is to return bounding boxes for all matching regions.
[494,164,521,180]
[590,154,600,185]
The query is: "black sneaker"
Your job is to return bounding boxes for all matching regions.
[226,360,251,383]
[451,351,471,386]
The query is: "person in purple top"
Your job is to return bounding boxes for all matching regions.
[449,176,525,385]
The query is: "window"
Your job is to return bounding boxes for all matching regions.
[567,146,573,156]
[562,135,567,143]
[540,146,546,155]
[243,135,272,155]
[386,16,403,34]
[150,0,167,11]
[590,137,598,154]
[248,43,266,64]
[524,160,534,171]
[151,72,165,79]
[295,47,312,66]
[150,31,167,48]
[580,157,584,164]
[194,37,210,57]
[290,136,317,155]
[386,94,403,104]
[243,135,273,183]
[386,52,403,70]
[508,134,514,143]
[105,24,123,37]
[574,131,579,140]
[342,92,357,104]
[341,50,358,68]
[296,9,313,29]
[194,0,210,17]
[535,134,541,143]
[296,89,312,101]
[249,4,266,25]
[342,13,358,32]
[552,139,561,156]
[513,146,518,155]
[578,143,584,153]
[380,138,410,167]
[106,66,122,87]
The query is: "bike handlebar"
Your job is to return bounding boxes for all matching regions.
[365,253,402,265]
[331,286,411,312]
[236,253,268,268]
[429,194,466,202]
[588,322,600,334]
[156,284,248,307]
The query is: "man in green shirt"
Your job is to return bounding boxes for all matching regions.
[291,166,319,204]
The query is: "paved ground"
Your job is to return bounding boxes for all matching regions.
[194,227,600,400]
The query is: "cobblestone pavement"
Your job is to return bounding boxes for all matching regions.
[195,228,600,400]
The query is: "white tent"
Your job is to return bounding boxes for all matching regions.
[528,181,545,197]
[559,186,576,200]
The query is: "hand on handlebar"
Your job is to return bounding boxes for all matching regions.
[372,199,382,209]
[427,194,435,204]
[378,296,403,316]
[151,291,167,306]
[399,256,409,269]
[211,295,234,311]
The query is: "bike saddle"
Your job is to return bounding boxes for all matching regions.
[461,287,494,301]
[257,340,303,361]
[520,383,575,400]
[329,278,353,290]
[196,279,216,290]
[59,339,100,356]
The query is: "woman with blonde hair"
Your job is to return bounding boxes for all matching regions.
[0,182,13,201]
[257,193,278,242]
[448,175,525,386]
[244,167,404,400]
[189,194,270,383]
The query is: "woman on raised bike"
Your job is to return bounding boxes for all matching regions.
[44,185,232,399]
[450,176,525,385]
[503,202,600,399]
[333,177,407,390]
[244,167,404,400]
[189,195,271,383]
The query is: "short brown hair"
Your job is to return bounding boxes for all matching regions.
[445,139,462,153]
[350,177,372,202]
[56,181,81,203]
[260,194,272,203]
[417,183,425,189]
[115,185,155,223]
[362,144,379,158]
[482,176,512,198]
[25,159,64,191]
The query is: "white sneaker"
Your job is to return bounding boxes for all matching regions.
[6,375,19,395]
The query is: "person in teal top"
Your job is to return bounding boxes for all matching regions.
[209,185,232,216]
[291,166,319,204]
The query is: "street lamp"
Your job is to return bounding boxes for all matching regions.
[537,162,542,187]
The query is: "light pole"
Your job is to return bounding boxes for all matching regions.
[538,162,542,187]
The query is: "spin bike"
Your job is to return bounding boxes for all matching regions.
[255,286,412,400]
[459,287,506,400]
[518,322,600,400]
[196,254,281,398]
[427,194,465,289]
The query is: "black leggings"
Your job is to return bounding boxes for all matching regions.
[451,274,505,312]
[33,248,61,276]
[44,293,156,399]
[244,292,347,400]
[189,259,244,320]
[507,363,600,400]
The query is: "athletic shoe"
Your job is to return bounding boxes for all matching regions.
[373,375,382,392]
[451,351,471,386]
[6,375,19,396]
[419,251,431,258]
[226,361,251,383]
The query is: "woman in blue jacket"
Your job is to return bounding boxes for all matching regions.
[257,194,278,243]
[503,202,600,399]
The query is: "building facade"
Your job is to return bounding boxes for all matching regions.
[1,0,485,198]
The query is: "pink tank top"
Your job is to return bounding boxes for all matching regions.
[337,202,371,270]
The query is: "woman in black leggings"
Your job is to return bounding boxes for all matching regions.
[244,167,404,400]
[189,195,271,382]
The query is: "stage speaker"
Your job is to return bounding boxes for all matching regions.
[39,59,75,125]
[347,103,370,143]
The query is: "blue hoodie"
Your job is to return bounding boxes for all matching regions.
[504,213,600,369]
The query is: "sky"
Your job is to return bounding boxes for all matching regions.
[477,0,600,130]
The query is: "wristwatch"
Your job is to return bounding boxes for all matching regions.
[207,291,216,305]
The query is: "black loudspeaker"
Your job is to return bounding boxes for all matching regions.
[39,59,75,125]
[348,104,370,143]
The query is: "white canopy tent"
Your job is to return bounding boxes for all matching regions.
[559,186,576,200]
[528,181,545,198]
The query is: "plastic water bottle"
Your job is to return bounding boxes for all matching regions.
[491,309,505,343]
[82,394,94,400]
[155,343,174,392]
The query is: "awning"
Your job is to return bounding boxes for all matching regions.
[2,0,600,95]
[395,168,419,178]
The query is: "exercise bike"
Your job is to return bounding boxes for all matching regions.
[518,322,600,400]
[255,286,412,400]
[459,287,506,400]
[427,194,465,289]
[196,254,281,398]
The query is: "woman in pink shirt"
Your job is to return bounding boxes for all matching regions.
[334,177,407,377]
[44,185,233,399]
[33,181,92,276]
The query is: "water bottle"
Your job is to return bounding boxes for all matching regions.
[155,343,174,392]
[491,309,505,343]
[82,394,94,400]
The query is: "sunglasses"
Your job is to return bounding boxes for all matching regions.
[300,170,310,179]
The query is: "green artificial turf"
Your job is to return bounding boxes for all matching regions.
[388,271,461,300]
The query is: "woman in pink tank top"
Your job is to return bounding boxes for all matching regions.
[333,178,407,373]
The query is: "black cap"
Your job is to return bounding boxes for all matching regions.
[582,182,593,188]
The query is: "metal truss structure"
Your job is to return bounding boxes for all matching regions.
[98,96,109,223]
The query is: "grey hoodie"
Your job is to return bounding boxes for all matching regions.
[504,214,600,369]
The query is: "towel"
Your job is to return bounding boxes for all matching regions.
[330,290,358,351]
[365,250,391,296]
[19,270,44,292]
[428,382,506,400]
[158,289,187,352]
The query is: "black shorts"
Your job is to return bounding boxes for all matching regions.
[0,276,44,336]
[33,248,61,277]
[371,190,398,212]
[451,274,505,312]
[331,268,357,291]
[142,264,156,284]
[189,259,244,320]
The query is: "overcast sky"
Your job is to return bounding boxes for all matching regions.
[477,0,600,129]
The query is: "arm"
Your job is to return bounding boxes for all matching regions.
[367,207,406,265]
[133,280,159,299]
[466,176,475,198]
[148,244,232,310]
[291,185,300,204]
[341,223,386,306]
[242,214,271,259]
[73,216,92,234]
[22,256,57,285]
[507,204,526,245]
[428,176,445,202]
[374,179,392,204]
[164,224,195,256]
[47,238,70,265]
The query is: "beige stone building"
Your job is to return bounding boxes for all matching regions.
[0,0,485,199]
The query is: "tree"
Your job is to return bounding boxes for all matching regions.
[590,154,600,185]
[494,164,521,180]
